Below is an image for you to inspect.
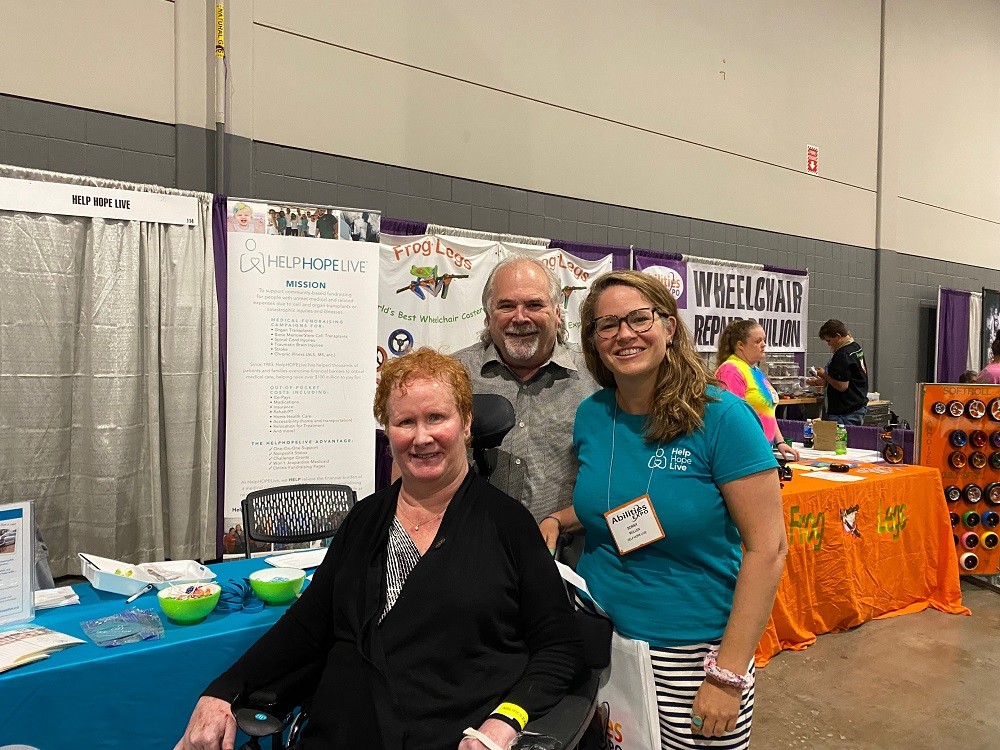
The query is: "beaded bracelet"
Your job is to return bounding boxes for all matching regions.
[703,649,754,691]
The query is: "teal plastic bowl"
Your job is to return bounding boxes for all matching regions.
[249,567,306,604]
[157,582,221,624]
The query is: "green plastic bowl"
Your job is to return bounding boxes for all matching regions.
[157,582,221,624]
[249,567,306,604]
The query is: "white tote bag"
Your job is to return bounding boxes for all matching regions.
[556,563,660,750]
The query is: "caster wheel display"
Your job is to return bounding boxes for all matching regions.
[962,510,981,528]
[963,484,982,504]
[948,400,966,418]
[970,430,989,449]
[989,398,1000,422]
[966,399,987,419]
[971,451,988,470]
[982,532,1000,550]
[961,531,980,549]
[949,451,968,470]
[986,483,1000,506]
[932,401,948,415]
[945,485,962,503]
[949,430,968,448]
[981,510,1000,529]
[960,552,979,570]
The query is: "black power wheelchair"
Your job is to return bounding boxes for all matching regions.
[232,394,610,750]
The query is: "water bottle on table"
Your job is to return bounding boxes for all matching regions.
[802,419,814,449]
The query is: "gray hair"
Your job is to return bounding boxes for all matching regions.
[478,255,568,346]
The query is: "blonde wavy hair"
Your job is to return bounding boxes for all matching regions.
[579,270,717,443]
[373,348,473,440]
[715,318,761,368]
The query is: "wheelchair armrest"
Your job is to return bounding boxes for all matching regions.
[521,669,601,749]
[232,661,324,739]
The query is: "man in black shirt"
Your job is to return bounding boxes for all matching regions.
[806,319,869,425]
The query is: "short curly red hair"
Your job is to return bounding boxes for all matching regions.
[373,347,473,428]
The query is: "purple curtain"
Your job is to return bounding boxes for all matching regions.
[381,217,428,237]
[550,240,630,269]
[937,288,970,382]
[763,264,808,276]
[212,195,229,559]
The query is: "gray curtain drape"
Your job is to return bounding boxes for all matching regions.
[0,166,217,576]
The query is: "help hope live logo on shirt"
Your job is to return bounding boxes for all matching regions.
[667,447,692,471]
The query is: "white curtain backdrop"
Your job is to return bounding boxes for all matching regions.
[968,292,982,373]
[0,166,217,576]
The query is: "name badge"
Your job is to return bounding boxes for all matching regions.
[603,495,665,555]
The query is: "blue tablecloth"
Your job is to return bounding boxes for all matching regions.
[0,557,298,748]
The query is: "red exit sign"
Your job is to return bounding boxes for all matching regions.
[806,145,819,174]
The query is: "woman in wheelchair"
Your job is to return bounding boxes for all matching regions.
[175,348,584,750]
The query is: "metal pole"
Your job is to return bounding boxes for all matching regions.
[214,1,226,193]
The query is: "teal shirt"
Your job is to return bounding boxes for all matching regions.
[573,386,777,646]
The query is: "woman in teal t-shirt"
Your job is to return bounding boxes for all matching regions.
[546,270,786,749]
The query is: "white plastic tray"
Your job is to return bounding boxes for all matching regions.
[263,547,328,570]
[78,553,215,596]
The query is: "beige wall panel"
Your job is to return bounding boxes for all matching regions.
[882,0,1000,265]
[252,1,880,191]
[253,26,875,247]
[0,0,175,123]
[895,199,1000,269]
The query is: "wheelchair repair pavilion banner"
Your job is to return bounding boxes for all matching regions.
[634,250,810,355]
[224,198,380,543]
[377,234,612,363]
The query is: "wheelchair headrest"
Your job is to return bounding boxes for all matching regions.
[471,394,516,451]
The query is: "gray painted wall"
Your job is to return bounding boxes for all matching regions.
[9,91,990,425]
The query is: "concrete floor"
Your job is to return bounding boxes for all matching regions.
[752,579,1000,749]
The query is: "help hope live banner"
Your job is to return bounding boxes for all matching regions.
[225,200,379,521]
[635,251,809,354]
[377,235,613,360]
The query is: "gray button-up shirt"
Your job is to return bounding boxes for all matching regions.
[452,341,599,521]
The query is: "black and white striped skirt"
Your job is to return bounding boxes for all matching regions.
[650,643,754,750]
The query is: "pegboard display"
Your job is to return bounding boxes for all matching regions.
[915,383,1000,575]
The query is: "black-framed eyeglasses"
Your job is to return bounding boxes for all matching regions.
[592,307,662,339]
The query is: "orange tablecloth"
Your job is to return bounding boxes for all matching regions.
[755,463,969,666]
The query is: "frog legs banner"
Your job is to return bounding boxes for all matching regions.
[634,250,809,354]
[378,235,613,363]
[378,235,499,361]
[505,246,613,344]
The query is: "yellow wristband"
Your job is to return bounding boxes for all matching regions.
[492,702,528,730]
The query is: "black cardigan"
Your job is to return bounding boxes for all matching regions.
[204,470,584,750]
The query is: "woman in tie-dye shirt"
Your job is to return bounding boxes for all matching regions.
[715,319,799,462]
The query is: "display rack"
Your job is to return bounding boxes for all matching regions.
[763,353,806,396]
[915,383,1000,576]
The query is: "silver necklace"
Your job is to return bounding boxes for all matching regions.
[396,502,447,531]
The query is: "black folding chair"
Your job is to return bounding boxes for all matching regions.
[241,484,357,558]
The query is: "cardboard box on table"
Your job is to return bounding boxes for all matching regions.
[811,420,840,452]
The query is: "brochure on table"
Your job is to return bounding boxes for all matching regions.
[0,501,35,628]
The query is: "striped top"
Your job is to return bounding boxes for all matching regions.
[379,518,421,623]
[715,355,779,443]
